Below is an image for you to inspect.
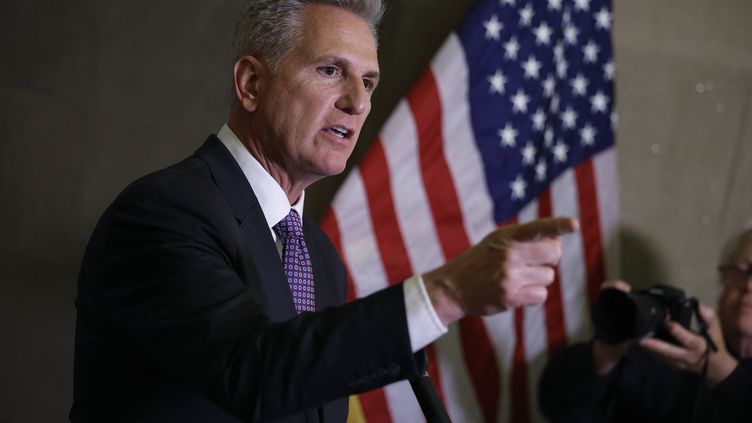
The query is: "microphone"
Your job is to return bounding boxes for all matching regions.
[409,365,452,422]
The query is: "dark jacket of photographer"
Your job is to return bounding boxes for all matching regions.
[538,341,752,423]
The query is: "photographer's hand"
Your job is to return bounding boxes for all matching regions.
[639,303,738,388]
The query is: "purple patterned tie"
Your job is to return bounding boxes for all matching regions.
[273,209,316,313]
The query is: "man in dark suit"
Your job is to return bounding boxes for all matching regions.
[71,0,577,421]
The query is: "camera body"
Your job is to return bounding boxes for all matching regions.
[591,284,695,344]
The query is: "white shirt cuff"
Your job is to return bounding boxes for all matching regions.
[403,274,448,352]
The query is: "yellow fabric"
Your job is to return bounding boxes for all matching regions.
[346,395,366,423]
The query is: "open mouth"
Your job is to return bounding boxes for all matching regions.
[326,126,351,139]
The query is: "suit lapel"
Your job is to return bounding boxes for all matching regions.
[195,136,297,321]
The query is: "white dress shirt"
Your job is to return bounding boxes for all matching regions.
[217,125,447,351]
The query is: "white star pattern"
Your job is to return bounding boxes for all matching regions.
[535,159,547,181]
[470,4,615,203]
[484,15,503,40]
[499,123,518,147]
[550,93,560,113]
[519,5,534,26]
[561,107,578,129]
[532,108,546,131]
[553,141,569,162]
[534,23,553,45]
[511,89,530,113]
[544,127,554,147]
[580,123,597,145]
[510,175,527,199]
[583,41,600,63]
[571,73,589,96]
[595,7,612,30]
[543,75,556,98]
[557,59,569,78]
[564,24,579,45]
[488,70,507,94]
[522,56,542,79]
[504,37,520,60]
[590,90,609,113]
[521,142,537,164]
[553,43,564,62]
[575,0,591,11]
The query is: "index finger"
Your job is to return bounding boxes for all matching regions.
[503,217,579,242]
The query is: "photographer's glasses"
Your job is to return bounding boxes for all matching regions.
[718,264,752,286]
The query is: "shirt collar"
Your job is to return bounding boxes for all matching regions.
[217,124,305,229]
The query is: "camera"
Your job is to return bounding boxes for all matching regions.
[590,284,695,344]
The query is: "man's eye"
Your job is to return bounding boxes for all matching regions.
[319,66,339,77]
[363,79,374,91]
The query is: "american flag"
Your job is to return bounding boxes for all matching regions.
[320,0,618,421]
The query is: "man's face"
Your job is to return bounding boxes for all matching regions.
[719,234,752,341]
[254,4,379,183]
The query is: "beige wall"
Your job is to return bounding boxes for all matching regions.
[0,0,750,421]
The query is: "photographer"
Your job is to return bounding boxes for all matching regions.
[538,229,752,422]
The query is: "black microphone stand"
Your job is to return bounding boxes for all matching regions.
[409,351,452,422]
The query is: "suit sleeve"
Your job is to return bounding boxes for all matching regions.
[77,180,423,421]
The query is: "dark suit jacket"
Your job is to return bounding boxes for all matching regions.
[71,136,424,422]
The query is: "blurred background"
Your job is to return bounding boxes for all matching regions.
[1,0,751,421]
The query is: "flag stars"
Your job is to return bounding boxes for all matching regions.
[534,23,553,45]
[570,73,589,96]
[583,41,600,63]
[561,107,578,129]
[501,0,516,5]
[544,127,554,147]
[580,123,597,145]
[557,59,569,78]
[535,159,548,181]
[488,70,507,94]
[510,176,527,200]
[504,37,520,60]
[595,8,612,30]
[590,90,609,113]
[519,5,534,26]
[522,56,542,79]
[553,141,569,162]
[521,142,537,165]
[575,0,591,11]
[532,108,546,131]
[604,61,615,80]
[498,123,518,147]
[547,0,562,11]
[511,89,530,113]
[484,15,503,40]
[543,76,556,98]
[564,24,579,45]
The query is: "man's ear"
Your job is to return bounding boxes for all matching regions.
[233,55,266,112]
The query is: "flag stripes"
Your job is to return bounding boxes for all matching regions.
[322,1,618,420]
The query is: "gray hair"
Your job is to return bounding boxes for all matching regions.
[232,0,385,71]
[719,227,752,265]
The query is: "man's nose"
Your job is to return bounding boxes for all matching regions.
[335,79,369,115]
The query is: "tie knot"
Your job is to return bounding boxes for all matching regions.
[274,209,304,241]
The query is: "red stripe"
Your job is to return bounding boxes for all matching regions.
[319,209,358,302]
[575,159,606,305]
[538,189,568,354]
[407,69,499,423]
[510,307,530,423]
[359,140,413,284]
[320,210,393,423]
[358,139,449,413]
